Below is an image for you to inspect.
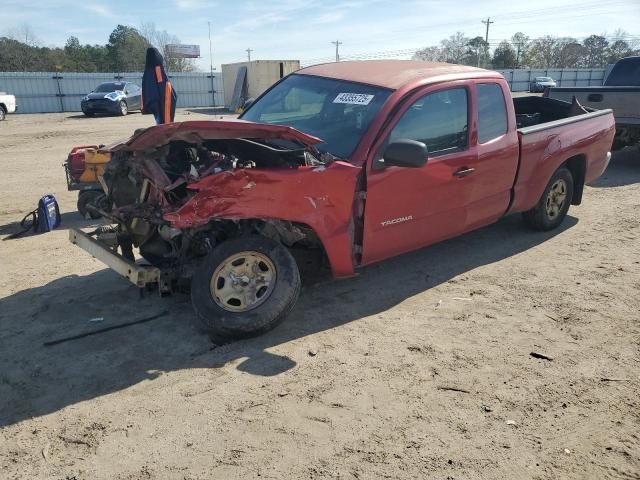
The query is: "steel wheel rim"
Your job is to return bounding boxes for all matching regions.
[210,251,277,313]
[546,178,567,219]
[121,102,127,115]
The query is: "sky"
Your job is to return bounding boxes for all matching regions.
[1,0,639,70]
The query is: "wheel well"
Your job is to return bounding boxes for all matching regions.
[192,218,331,282]
[564,155,586,205]
[0,103,6,113]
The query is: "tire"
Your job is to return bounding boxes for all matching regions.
[523,167,574,231]
[77,190,104,219]
[118,100,128,116]
[0,106,6,121]
[190,235,301,340]
[83,111,94,117]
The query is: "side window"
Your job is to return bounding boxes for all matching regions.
[477,83,508,143]
[388,88,468,156]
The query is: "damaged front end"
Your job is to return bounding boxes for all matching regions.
[84,121,342,292]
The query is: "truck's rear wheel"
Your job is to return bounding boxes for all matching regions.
[190,236,301,340]
[0,106,6,121]
[523,167,574,231]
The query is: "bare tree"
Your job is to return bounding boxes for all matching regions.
[581,35,609,67]
[552,38,584,68]
[510,32,530,67]
[466,36,488,67]
[528,36,558,68]
[8,23,40,46]
[139,22,196,72]
[440,32,469,64]
[492,41,517,68]
[412,46,443,62]
[4,23,40,70]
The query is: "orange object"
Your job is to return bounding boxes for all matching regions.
[78,149,111,183]
[164,82,172,124]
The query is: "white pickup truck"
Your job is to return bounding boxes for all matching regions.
[0,92,17,121]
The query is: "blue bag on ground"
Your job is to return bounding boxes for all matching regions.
[37,194,61,232]
[3,194,61,240]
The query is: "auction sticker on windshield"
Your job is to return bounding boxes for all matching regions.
[333,93,375,105]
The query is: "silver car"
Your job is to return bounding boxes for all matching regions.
[530,76,557,93]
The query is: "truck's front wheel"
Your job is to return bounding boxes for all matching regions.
[77,190,106,219]
[190,236,301,341]
[523,167,574,231]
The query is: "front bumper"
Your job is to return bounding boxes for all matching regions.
[81,99,120,113]
[69,228,161,288]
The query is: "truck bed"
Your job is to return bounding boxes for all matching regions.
[513,95,594,129]
[509,97,615,215]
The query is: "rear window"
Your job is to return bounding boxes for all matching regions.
[477,83,508,144]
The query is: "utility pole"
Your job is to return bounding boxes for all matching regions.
[481,17,494,67]
[208,21,215,106]
[246,48,253,62]
[332,40,342,62]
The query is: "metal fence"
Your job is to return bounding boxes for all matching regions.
[1,67,608,113]
[0,71,225,113]
[496,68,606,92]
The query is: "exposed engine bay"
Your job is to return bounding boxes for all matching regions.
[94,136,326,285]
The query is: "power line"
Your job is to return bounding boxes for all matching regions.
[300,33,640,66]
[327,2,630,52]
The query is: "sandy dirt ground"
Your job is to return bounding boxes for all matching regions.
[0,109,639,480]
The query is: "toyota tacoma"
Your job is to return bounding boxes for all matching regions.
[68,60,615,340]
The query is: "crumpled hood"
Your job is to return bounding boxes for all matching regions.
[109,120,324,152]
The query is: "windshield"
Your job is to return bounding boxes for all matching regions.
[95,82,125,92]
[605,58,640,86]
[241,74,392,159]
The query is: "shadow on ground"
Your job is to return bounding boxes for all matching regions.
[590,148,640,188]
[65,112,143,120]
[0,214,577,427]
[0,212,102,239]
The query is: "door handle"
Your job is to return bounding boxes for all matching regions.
[587,93,603,102]
[453,167,475,178]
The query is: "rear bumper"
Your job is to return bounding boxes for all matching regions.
[69,228,160,288]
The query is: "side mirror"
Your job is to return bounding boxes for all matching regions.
[381,140,428,168]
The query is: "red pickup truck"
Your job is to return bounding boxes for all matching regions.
[69,60,615,340]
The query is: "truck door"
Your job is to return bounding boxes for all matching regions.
[361,84,478,265]
[464,82,518,231]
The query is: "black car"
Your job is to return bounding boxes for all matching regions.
[81,81,141,117]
